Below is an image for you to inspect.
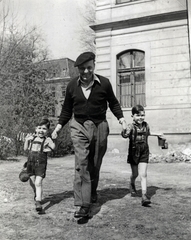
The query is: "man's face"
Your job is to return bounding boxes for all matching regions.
[78,60,95,82]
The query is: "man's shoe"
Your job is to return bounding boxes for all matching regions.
[142,194,151,206]
[74,207,89,218]
[91,194,98,203]
[35,201,42,211]
[129,183,137,197]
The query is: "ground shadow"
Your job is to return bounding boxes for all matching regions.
[147,186,172,198]
[98,187,129,205]
[130,186,173,198]
[132,186,173,208]
[41,190,73,211]
[40,186,172,222]
[88,186,173,219]
[77,187,129,224]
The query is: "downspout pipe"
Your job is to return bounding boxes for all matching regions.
[186,0,191,75]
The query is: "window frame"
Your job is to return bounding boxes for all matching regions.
[116,49,146,108]
[51,86,56,98]
[61,85,66,98]
[116,0,140,4]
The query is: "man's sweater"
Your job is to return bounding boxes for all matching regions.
[58,74,124,126]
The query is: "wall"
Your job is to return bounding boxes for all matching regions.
[92,0,191,140]
[96,0,186,23]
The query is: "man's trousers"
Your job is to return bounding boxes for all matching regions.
[70,119,109,207]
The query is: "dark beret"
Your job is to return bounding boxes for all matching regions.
[74,52,95,67]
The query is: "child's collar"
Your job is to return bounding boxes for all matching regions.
[133,121,146,128]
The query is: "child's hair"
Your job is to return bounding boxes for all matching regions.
[38,117,50,129]
[132,105,145,115]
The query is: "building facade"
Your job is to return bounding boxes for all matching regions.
[91,0,191,144]
[43,58,78,118]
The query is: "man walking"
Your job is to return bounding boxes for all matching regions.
[52,52,127,218]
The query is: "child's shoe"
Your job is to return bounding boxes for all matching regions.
[129,183,137,197]
[141,194,151,206]
[35,201,42,211]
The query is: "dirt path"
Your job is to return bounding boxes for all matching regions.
[0,154,191,240]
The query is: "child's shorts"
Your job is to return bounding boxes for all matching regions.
[27,152,47,178]
[127,142,149,165]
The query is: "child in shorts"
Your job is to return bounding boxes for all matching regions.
[24,118,55,211]
[121,105,164,206]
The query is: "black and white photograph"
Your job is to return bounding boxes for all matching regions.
[0,0,191,239]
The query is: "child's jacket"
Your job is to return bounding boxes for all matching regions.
[127,121,150,165]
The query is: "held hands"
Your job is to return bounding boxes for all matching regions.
[51,130,58,140]
[121,123,133,139]
[119,118,129,138]
[51,124,62,140]
[121,119,127,131]
[119,118,127,131]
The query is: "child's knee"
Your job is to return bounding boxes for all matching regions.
[139,172,147,179]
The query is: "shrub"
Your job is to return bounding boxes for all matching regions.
[0,137,16,160]
[51,123,74,157]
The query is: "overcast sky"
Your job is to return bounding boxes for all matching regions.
[2,0,90,61]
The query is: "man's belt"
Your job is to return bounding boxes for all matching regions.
[74,114,106,120]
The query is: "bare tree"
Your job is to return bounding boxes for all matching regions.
[0,1,54,139]
[78,0,96,53]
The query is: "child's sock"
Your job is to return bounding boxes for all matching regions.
[142,190,147,196]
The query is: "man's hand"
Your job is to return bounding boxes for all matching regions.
[121,123,133,138]
[121,120,127,131]
[51,124,62,139]
[51,130,58,140]
[119,117,127,130]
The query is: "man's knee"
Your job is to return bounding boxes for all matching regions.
[76,167,91,183]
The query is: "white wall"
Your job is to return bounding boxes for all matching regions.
[94,0,191,136]
[96,0,187,23]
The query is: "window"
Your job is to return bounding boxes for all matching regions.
[61,84,67,97]
[52,69,56,78]
[51,86,56,97]
[117,50,145,108]
[63,68,67,77]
